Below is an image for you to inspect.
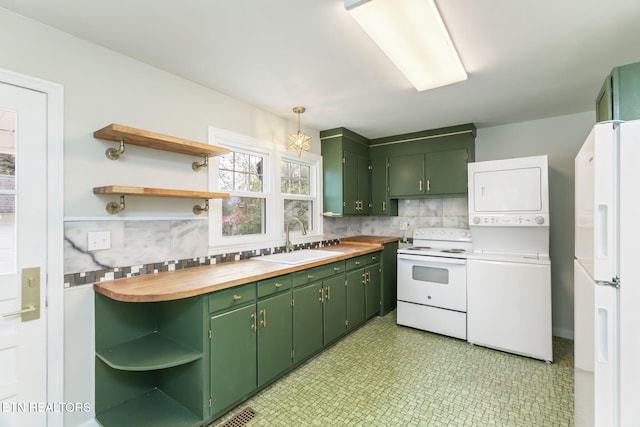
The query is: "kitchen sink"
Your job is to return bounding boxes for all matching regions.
[255,249,343,265]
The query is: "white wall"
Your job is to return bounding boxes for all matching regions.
[0,7,320,219]
[0,7,320,426]
[475,111,595,338]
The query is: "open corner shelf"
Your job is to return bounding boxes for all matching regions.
[96,332,203,371]
[96,389,202,427]
[94,123,229,158]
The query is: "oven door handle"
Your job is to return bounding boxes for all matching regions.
[397,253,466,265]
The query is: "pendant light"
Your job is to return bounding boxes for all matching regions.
[287,106,311,157]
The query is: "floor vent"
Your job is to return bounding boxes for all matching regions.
[220,407,259,427]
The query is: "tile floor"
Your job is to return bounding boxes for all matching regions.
[212,311,574,426]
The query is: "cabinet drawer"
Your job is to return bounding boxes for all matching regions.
[346,253,380,270]
[292,261,345,287]
[209,283,256,313]
[258,275,292,299]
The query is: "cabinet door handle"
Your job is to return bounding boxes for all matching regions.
[355,261,361,265]
[326,286,331,301]
[307,274,314,280]
[371,256,377,261]
[233,294,242,301]
[362,272,366,285]
[333,267,341,271]
[367,272,371,283]
[382,201,386,212]
[419,179,423,192]
[260,309,267,328]
[319,287,324,303]
[251,313,257,332]
[274,282,283,288]
[427,179,431,192]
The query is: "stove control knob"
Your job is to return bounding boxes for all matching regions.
[472,217,480,225]
[535,216,545,225]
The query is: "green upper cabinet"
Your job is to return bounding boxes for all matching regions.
[596,61,640,122]
[320,128,371,217]
[372,124,476,199]
[388,154,424,197]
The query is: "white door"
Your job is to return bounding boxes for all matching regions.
[0,82,48,426]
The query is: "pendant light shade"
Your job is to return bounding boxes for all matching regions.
[344,0,467,91]
[288,106,311,157]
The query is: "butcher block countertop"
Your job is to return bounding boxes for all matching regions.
[340,235,400,245]
[94,241,393,303]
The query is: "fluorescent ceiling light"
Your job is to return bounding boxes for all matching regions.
[344,0,467,91]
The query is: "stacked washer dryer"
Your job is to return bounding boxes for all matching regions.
[466,155,553,362]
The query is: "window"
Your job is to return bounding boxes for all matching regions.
[208,127,322,251]
[218,151,265,236]
[281,160,313,232]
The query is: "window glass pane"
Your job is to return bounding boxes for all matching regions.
[0,154,15,190]
[281,160,310,195]
[284,199,312,232]
[0,109,16,274]
[218,151,264,193]
[222,196,265,236]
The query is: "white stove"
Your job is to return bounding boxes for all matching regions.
[396,228,472,340]
[398,228,472,258]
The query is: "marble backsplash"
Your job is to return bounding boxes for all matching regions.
[324,197,469,241]
[64,197,467,287]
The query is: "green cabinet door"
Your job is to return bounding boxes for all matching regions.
[369,156,398,216]
[257,292,293,387]
[210,304,256,415]
[343,150,359,215]
[292,281,323,364]
[345,269,366,331]
[388,154,424,197]
[425,148,469,195]
[343,150,370,215]
[365,263,381,319]
[323,274,347,345]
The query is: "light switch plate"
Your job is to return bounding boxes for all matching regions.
[88,231,111,251]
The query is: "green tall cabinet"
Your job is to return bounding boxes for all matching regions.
[320,128,371,216]
[596,61,640,122]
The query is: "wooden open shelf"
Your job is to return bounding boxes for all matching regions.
[94,123,229,158]
[93,185,229,199]
[96,332,203,371]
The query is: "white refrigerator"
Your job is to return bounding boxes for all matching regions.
[574,120,640,426]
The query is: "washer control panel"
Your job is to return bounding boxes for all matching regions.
[471,214,549,227]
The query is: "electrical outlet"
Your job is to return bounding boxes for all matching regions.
[399,221,408,231]
[88,231,111,251]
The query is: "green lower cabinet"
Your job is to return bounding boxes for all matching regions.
[94,294,207,427]
[257,292,293,387]
[346,269,366,331]
[365,263,382,318]
[323,274,347,345]
[293,281,324,364]
[210,304,257,416]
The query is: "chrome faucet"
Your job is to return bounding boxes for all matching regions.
[285,217,307,253]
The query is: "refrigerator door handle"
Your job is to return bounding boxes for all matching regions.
[596,204,609,259]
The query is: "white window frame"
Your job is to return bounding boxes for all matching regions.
[208,126,323,252]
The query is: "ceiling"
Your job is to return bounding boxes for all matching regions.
[2,0,640,138]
